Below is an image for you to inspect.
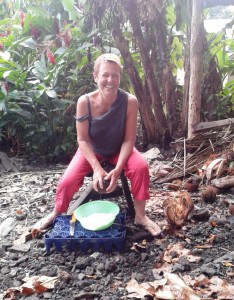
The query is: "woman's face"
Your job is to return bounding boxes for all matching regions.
[93,61,121,97]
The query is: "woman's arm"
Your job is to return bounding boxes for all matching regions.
[76,96,107,190]
[116,94,138,170]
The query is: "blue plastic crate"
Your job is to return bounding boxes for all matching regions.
[44,212,126,253]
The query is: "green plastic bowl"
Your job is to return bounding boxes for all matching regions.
[74,200,120,231]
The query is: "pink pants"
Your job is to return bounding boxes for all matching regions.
[55,148,150,213]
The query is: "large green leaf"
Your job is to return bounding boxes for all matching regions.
[61,0,77,21]
[19,38,37,49]
[46,89,57,98]
[9,108,34,119]
[3,70,27,86]
[0,51,11,61]
[0,18,11,26]
[32,56,48,80]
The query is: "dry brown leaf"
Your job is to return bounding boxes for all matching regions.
[131,241,147,252]
[194,244,212,249]
[21,275,58,295]
[206,158,226,183]
[85,275,97,279]
[13,230,32,245]
[1,287,21,299]
[1,276,58,299]
[163,243,201,264]
[164,273,201,300]
[207,234,216,244]
[192,274,210,288]
[126,278,154,298]
[221,261,234,267]
[210,276,234,299]
[210,220,218,227]
[187,274,234,299]
[126,273,201,300]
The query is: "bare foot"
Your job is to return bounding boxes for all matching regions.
[134,215,161,237]
[31,211,60,238]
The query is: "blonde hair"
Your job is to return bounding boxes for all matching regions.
[94,53,123,74]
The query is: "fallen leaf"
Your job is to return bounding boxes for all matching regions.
[13,230,32,245]
[222,261,234,267]
[194,244,212,249]
[1,276,58,299]
[164,243,201,264]
[21,275,58,295]
[131,241,147,252]
[126,278,154,298]
[210,220,218,227]
[126,273,201,300]
[206,158,225,183]
[207,234,216,244]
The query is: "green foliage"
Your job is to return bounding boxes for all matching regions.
[217,80,234,119]
[0,0,233,158]
[0,0,99,161]
[205,18,234,118]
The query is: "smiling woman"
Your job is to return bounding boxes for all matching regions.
[32,53,162,238]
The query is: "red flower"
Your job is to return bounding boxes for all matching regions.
[46,49,55,65]
[20,11,25,27]
[0,43,3,50]
[3,83,9,94]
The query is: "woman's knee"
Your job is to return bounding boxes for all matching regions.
[131,155,149,173]
[57,174,83,190]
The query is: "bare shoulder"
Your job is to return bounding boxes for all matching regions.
[127,93,138,107]
[77,94,87,106]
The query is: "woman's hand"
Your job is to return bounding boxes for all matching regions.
[103,167,122,193]
[92,167,108,192]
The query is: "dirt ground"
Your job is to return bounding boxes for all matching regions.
[0,155,234,300]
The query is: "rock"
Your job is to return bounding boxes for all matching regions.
[0,245,5,257]
[200,265,217,276]
[214,234,226,244]
[192,208,210,221]
[141,147,161,161]
[141,253,148,261]
[171,263,185,273]
[0,217,17,238]
[134,272,146,282]
[43,292,53,299]
[9,244,31,253]
[1,267,10,275]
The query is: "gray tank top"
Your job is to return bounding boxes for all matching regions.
[78,89,128,157]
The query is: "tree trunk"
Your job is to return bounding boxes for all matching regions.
[123,0,171,147]
[188,0,204,138]
[201,54,222,121]
[181,0,192,135]
[112,24,158,146]
[154,2,178,136]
